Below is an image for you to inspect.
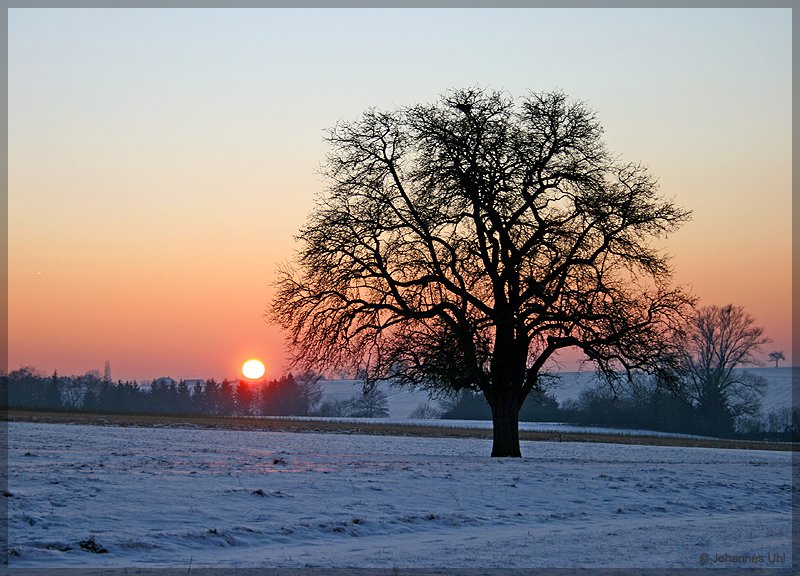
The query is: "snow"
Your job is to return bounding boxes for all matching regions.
[252,416,711,439]
[7,421,793,569]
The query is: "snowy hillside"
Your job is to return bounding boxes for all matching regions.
[752,367,795,413]
[7,421,792,569]
[322,367,796,419]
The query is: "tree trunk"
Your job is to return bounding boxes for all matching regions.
[488,319,525,457]
[490,389,521,457]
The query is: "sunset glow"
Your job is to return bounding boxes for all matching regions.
[6,9,792,380]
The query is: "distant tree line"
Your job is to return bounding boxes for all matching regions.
[442,376,799,441]
[315,388,390,418]
[4,300,794,440]
[441,390,560,422]
[4,363,796,438]
[1,368,332,418]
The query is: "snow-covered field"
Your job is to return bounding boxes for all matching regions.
[7,421,793,569]
[253,416,711,439]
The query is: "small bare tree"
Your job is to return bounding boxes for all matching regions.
[296,371,324,415]
[271,88,692,456]
[768,350,785,368]
[678,304,770,435]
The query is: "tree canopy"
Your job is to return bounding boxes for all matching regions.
[678,304,769,435]
[271,88,693,456]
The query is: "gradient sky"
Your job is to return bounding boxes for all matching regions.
[8,8,792,381]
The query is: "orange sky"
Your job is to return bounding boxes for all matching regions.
[7,9,792,381]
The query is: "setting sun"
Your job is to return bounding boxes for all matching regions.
[241,359,265,380]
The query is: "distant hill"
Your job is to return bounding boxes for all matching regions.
[320,367,796,419]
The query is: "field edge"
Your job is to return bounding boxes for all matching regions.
[4,409,796,452]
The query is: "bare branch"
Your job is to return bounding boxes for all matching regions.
[269,88,692,456]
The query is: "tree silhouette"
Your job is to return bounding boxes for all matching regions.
[295,371,324,415]
[678,304,769,436]
[768,350,785,368]
[348,387,390,418]
[272,88,692,456]
[176,380,191,413]
[191,380,204,412]
[44,371,63,410]
[203,379,220,414]
[219,379,236,415]
[235,379,255,415]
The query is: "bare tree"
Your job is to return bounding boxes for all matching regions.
[296,370,324,415]
[62,370,100,409]
[408,402,442,419]
[768,350,785,368]
[348,387,390,418]
[678,304,770,435]
[271,88,692,456]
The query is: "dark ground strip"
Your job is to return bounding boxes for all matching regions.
[4,410,796,452]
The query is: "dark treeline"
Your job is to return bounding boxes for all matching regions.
[5,366,797,439]
[442,378,800,441]
[1,366,326,417]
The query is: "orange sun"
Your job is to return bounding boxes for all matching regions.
[242,358,266,379]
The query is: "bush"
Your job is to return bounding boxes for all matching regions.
[314,388,390,418]
[408,403,442,419]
